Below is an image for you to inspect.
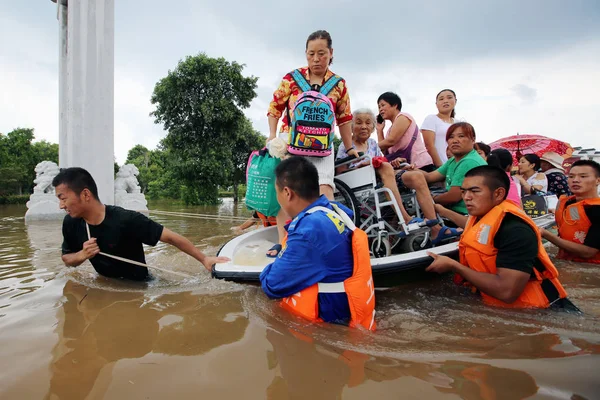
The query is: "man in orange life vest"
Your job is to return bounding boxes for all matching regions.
[259,157,376,330]
[541,159,600,264]
[426,165,575,309]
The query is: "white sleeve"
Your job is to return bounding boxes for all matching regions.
[420,115,437,131]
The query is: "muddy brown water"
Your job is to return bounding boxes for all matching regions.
[0,201,599,400]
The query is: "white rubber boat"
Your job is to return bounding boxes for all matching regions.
[212,213,556,288]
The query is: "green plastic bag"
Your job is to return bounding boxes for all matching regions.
[245,149,281,217]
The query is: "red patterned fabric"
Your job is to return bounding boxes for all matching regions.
[371,156,387,169]
[267,67,352,134]
[489,134,573,166]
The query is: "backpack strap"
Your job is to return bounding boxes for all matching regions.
[320,75,342,95]
[306,204,356,231]
[291,69,311,93]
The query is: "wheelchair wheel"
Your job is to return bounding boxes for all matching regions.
[333,178,360,225]
[398,232,432,253]
[371,236,391,258]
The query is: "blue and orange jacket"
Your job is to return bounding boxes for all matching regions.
[260,196,376,330]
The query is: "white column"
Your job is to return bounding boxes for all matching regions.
[66,0,115,205]
[58,0,68,167]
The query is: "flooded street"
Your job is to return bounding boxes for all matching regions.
[1,201,599,400]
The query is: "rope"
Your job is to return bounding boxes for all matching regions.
[85,223,192,278]
[149,209,250,222]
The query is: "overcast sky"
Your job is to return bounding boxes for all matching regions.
[1,0,599,163]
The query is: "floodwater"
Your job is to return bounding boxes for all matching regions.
[1,201,599,400]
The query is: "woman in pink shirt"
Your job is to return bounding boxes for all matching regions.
[487,148,522,207]
[376,92,435,172]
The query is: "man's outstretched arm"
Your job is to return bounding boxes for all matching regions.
[160,228,230,271]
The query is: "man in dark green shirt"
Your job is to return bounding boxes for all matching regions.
[401,122,486,245]
[54,167,229,281]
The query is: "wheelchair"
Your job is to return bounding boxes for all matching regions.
[333,154,443,258]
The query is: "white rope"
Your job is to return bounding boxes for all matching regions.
[85,223,192,278]
[149,209,249,221]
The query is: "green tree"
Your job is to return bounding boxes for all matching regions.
[31,141,59,165]
[124,142,181,200]
[0,128,58,195]
[333,136,342,156]
[228,118,266,203]
[125,145,151,193]
[150,53,258,205]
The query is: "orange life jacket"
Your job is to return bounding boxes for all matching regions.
[458,200,568,308]
[555,195,600,264]
[280,204,376,331]
[256,211,277,227]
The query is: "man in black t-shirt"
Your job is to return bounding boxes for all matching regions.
[541,160,600,263]
[53,167,230,281]
[425,166,572,309]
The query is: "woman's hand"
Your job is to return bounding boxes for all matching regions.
[347,148,360,158]
[376,120,385,133]
[389,157,407,169]
[514,174,526,185]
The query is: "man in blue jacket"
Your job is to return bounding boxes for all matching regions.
[259,156,356,324]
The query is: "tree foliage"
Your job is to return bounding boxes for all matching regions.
[125,142,181,200]
[0,128,58,196]
[150,53,258,205]
[228,118,266,202]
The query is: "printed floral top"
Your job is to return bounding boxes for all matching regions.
[267,66,352,134]
[336,138,383,169]
[336,138,383,160]
[546,170,571,197]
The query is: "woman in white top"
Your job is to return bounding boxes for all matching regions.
[421,89,457,167]
[515,153,548,194]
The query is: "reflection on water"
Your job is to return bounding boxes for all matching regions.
[46,280,248,400]
[0,202,599,399]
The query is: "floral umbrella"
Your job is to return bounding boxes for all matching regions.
[489,134,573,166]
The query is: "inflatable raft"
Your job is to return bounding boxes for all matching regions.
[212,213,556,288]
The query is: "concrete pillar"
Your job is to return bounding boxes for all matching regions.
[58,1,68,167]
[65,0,115,205]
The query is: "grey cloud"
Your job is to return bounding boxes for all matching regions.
[189,0,600,69]
[511,84,537,102]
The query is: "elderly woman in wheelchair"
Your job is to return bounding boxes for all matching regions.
[336,108,419,223]
[335,109,441,256]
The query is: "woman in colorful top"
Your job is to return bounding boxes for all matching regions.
[421,89,458,167]
[376,92,434,172]
[515,154,548,194]
[265,30,356,256]
[540,151,571,198]
[337,108,416,224]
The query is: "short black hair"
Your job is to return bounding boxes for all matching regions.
[487,148,514,171]
[570,159,600,177]
[377,92,402,111]
[52,167,99,200]
[275,157,320,200]
[521,153,541,171]
[464,165,510,200]
[474,142,491,157]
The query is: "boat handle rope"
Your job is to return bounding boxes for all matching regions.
[85,223,192,278]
